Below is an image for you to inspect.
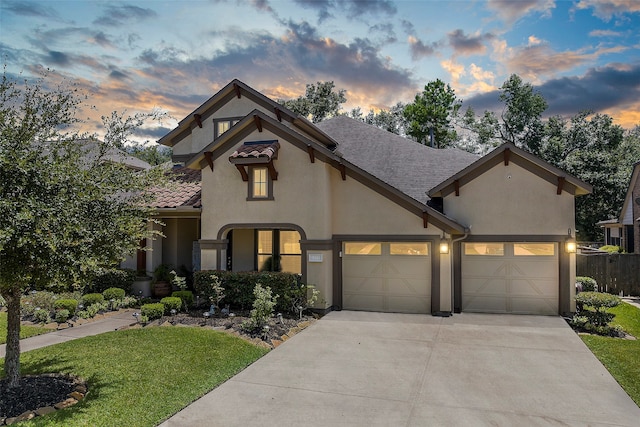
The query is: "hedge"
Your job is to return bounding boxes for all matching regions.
[141,303,165,320]
[194,271,306,313]
[172,290,194,309]
[576,276,597,292]
[81,293,105,307]
[103,287,126,301]
[160,297,183,313]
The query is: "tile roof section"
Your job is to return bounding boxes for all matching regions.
[153,167,202,209]
[229,141,280,160]
[316,116,480,204]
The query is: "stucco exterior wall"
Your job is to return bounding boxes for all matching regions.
[330,170,441,236]
[200,129,333,242]
[443,163,575,235]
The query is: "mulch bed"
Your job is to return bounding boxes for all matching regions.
[0,374,78,419]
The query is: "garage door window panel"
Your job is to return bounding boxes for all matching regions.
[345,242,382,255]
[389,243,429,256]
[464,243,504,256]
[513,243,555,256]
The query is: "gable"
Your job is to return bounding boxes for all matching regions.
[428,143,592,198]
[620,162,640,225]
[186,109,466,234]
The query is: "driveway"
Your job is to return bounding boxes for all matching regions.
[161,311,640,426]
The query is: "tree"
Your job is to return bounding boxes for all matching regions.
[125,142,172,166]
[349,102,408,135]
[498,74,548,154]
[0,70,167,387]
[403,79,462,148]
[537,111,626,240]
[279,81,346,123]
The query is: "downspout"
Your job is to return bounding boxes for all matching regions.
[450,228,470,315]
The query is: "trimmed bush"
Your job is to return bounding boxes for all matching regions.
[194,271,306,313]
[21,291,58,316]
[599,245,623,254]
[572,291,622,336]
[160,297,182,314]
[90,268,136,294]
[172,290,194,309]
[576,276,597,292]
[54,298,78,315]
[81,293,105,306]
[103,287,126,301]
[141,303,165,320]
[55,309,70,323]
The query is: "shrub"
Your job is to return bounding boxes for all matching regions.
[103,287,126,301]
[81,293,105,307]
[572,291,622,336]
[599,245,623,254]
[242,283,277,332]
[160,297,182,314]
[576,276,597,292]
[85,303,103,318]
[0,295,5,307]
[90,268,136,294]
[33,308,51,324]
[76,310,91,319]
[54,299,78,315]
[172,291,194,309]
[141,303,165,320]
[55,309,70,323]
[194,271,304,312]
[121,295,138,308]
[21,291,58,316]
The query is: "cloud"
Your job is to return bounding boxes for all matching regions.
[369,23,397,45]
[47,51,70,66]
[1,1,62,20]
[93,4,158,27]
[292,0,396,22]
[487,0,556,24]
[408,36,438,60]
[589,29,623,37]
[441,58,465,86]
[464,62,640,127]
[574,0,640,22]
[448,29,494,56]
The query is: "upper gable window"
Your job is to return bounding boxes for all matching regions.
[214,118,241,139]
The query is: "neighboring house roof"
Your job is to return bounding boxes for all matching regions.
[81,140,152,171]
[597,218,621,227]
[316,116,479,204]
[152,167,202,209]
[428,142,593,197]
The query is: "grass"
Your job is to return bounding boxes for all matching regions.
[0,312,52,344]
[581,302,640,406]
[0,327,269,426]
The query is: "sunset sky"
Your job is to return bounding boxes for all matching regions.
[1,0,639,142]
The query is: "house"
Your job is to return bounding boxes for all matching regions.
[153,79,591,316]
[598,161,640,253]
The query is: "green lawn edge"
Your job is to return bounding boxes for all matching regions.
[0,312,53,344]
[1,327,269,426]
[580,302,640,406]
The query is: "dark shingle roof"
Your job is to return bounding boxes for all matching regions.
[316,116,479,204]
[153,167,201,209]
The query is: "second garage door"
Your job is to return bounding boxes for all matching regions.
[342,241,431,314]
[461,242,559,315]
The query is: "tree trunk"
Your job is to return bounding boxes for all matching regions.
[4,288,22,388]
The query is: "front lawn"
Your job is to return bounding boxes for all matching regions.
[0,327,268,426]
[581,302,640,406]
[0,312,52,344]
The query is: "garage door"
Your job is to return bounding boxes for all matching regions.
[342,242,431,313]
[462,242,558,315]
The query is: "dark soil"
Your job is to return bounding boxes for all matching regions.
[0,374,77,419]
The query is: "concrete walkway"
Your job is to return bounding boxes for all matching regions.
[160,311,640,427]
[0,309,136,358]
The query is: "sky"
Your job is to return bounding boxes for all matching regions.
[1,0,639,143]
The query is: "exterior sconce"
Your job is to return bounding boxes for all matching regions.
[565,229,577,253]
[439,236,450,254]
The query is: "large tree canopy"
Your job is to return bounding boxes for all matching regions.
[279,81,346,123]
[403,79,461,148]
[0,71,167,387]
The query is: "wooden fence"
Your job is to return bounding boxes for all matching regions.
[577,253,640,296]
